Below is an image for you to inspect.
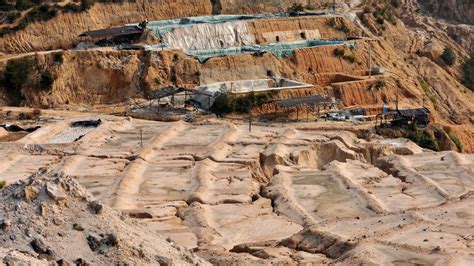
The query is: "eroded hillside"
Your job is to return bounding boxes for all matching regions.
[0,2,472,150]
[418,0,473,25]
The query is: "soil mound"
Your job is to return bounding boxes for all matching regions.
[0,168,208,265]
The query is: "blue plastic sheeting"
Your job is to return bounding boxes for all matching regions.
[185,40,356,62]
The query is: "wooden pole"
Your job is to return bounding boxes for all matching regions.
[248,107,252,132]
[368,42,372,78]
[396,84,399,111]
[140,129,143,147]
[184,91,187,114]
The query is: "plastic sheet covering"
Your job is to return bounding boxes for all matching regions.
[192,78,313,109]
[144,13,336,37]
[161,21,256,50]
[146,15,263,37]
[192,80,271,110]
[186,40,356,62]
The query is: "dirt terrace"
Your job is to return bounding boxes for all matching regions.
[0,109,473,264]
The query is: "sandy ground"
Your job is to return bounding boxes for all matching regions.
[0,108,472,264]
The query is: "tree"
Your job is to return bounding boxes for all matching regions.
[405,123,440,151]
[4,58,33,91]
[441,47,456,66]
[210,88,232,117]
[462,54,474,90]
[288,3,304,13]
[15,0,32,10]
[80,0,94,11]
[39,70,54,91]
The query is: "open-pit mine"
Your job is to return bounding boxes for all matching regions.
[0,0,473,265]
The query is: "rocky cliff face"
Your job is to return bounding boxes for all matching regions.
[418,0,473,25]
[412,0,474,54]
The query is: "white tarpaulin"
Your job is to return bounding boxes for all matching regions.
[161,21,256,50]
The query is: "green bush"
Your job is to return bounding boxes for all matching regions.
[462,54,474,90]
[0,0,90,36]
[53,52,63,64]
[173,54,180,62]
[371,0,398,26]
[390,0,400,8]
[210,90,276,116]
[404,124,440,151]
[27,4,58,22]
[15,0,33,10]
[80,0,95,10]
[447,129,463,152]
[39,70,54,91]
[375,78,386,90]
[288,3,304,13]
[343,54,356,63]
[6,11,21,23]
[0,0,11,10]
[337,23,350,33]
[418,78,429,93]
[4,58,34,91]
[63,3,82,13]
[328,18,350,33]
[441,47,456,66]
[333,47,345,57]
[210,89,233,116]
[418,78,439,110]
[0,180,5,189]
[375,16,385,25]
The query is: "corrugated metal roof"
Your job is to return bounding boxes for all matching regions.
[397,107,430,117]
[148,87,192,100]
[79,26,143,39]
[275,95,334,108]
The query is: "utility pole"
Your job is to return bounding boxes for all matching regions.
[368,42,372,78]
[317,103,320,120]
[306,106,309,122]
[396,84,399,111]
[184,91,187,114]
[140,129,143,147]
[248,106,252,132]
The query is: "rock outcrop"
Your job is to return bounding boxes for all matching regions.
[418,0,474,25]
[0,170,208,265]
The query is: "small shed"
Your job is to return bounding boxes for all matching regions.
[79,26,144,44]
[392,107,431,127]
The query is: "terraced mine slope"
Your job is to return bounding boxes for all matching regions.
[0,0,473,264]
[0,109,472,264]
